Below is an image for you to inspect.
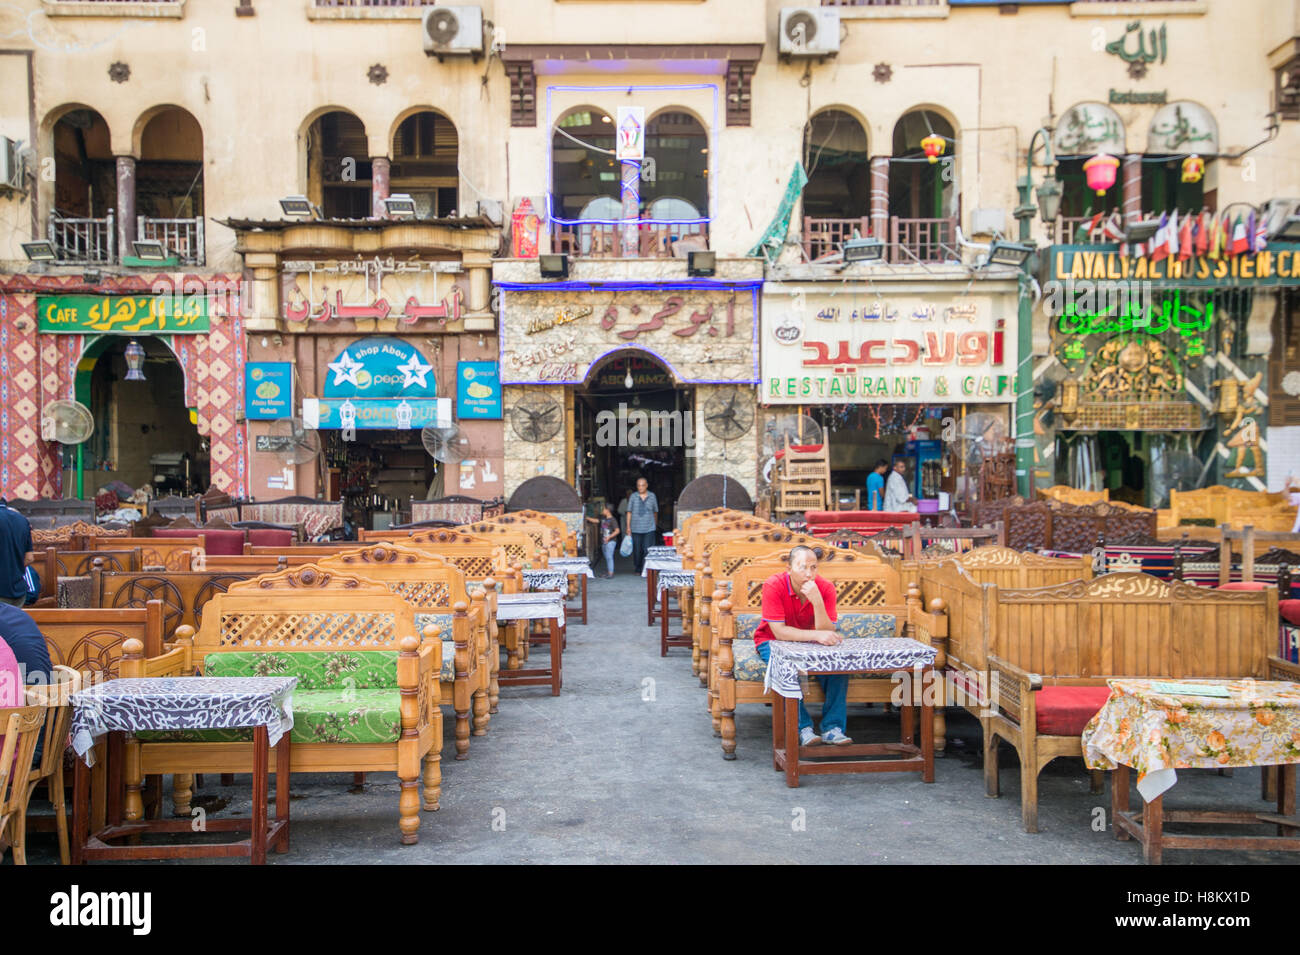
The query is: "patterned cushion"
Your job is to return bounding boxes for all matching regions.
[733,638,767,681]
[837,613,897,639]
[205,650,398,690]
[414,612,454,637]
[440,639,456,682]
[734,613,761,640]
[137,688,401,744]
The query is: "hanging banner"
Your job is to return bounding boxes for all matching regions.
[323,337,439,399]
[616,107,646,161]
[38,294,209,334]
[456,361,502,419]
[245,362,294,420]
[748,163,809,264]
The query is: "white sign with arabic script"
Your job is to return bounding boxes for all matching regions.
[281,258,466,328]
[761,288,1019,404]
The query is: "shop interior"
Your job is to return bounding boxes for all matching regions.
[322,429,438,531]
[1057,430,1215,509]
[573,353,692,535]
[80,336,206,496]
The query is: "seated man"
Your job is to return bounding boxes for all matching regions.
[0,602,52,688]
[753,545,851,747]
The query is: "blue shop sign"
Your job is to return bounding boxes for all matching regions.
[457,361,502,420]
[245,362,293,420]
[305,397,451,430]
[323,336,438,399]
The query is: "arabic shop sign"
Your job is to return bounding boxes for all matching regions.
[497,282,761,385]
[761,290,1018,405]
[456,361,502,420]
[302,396,451,431]
[38,294,209,335]
[323,337,438,399]
[1049,244,1300,287]
[245,362,294,420]
[282,257,465,328]
[1109,89,1167,106]
[1054,103,1125,156]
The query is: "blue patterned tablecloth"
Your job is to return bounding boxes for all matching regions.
[656,569,697,598]
[763,638,936,699]
[523,569,567,592]
[69,676,297,766]
[646,546,677,560]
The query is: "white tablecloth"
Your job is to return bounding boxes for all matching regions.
[69,676,297,766]
[547,557,596,579]
[642,555,684,576]
[763,638,936,699]
[496,591,566,623]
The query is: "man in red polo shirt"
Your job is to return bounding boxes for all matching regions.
[753,545,851,747]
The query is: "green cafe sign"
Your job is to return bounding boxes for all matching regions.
[1048,243,1300,288]
[38,294,210,335]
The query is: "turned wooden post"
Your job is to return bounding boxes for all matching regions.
[396,635,422,844]
[715,598,737,758]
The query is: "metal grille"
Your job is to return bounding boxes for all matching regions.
[1065,402,1205,431]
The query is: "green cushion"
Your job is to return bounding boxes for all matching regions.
[837,613,898,640]
[204,650,398,690]
[733,639,767,681]
[414,612,454,638]
[734,613,761,641]
[136,688,401,744]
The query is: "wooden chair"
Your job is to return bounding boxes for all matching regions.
[1037,485,1109,506]
[89,536,200,572]
[129,565,443,845]
[979,573,1295,832]
[12,665,81,864]
[774,435,831,515]
[712,558,948,759]
[0,706,46,864]
[317,544,496,765]
[507,509,579,556]
[36,548,142,599]
[457,522,546,567]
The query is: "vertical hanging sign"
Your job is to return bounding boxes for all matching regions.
[616,107,645,161]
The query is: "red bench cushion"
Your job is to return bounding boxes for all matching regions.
[1217,581,1268,591]
[1281,599,1300,626]
[247,529,294,548]
[1035,685,1112,737]
[804,510,920,525]
[155,526,245,555]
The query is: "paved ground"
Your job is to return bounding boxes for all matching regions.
[21,567,1300,865]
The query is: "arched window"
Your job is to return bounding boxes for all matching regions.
[1053,102,1125,242]
[47,107,115,262]
[1143,102,1219,217]
[390,110,459,218]
[801,109,870,261]
[890,109,957,263]
[305,110,370,219]
[136,107,205,264]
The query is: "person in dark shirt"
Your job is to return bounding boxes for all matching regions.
[0,499,33,607]
[0,602,52,687]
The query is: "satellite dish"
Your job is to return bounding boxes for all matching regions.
[954,411,1009,467]
[764,413,823,457]
[421,424,469,463]
[41,400,94,445]
[269,418,321,467]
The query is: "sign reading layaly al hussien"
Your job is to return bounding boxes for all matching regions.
[497,282,761,385]
[1049,243,1300,287]
[761,289,1018,404]
[38,294,209,334]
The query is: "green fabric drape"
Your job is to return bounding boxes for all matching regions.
[748,162,809,263]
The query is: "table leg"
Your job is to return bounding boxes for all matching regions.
[647,569,657,626]
[771,693,785,772]
[660,588,669,657]
[580,574,588,625]
[251,726,269,865]
[784,697,800,789]
[921,689,935,784]
[106,731,124,826]
[275,735,291,854]
[1279,764,1296,837]
[1143,792,1163,865]
[550,617,562,696]
[1112,764,1130,840]
[72,754,90,866]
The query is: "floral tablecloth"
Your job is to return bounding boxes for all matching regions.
[1082,678,1300,802]
[656,569,696,598]
[546,557,596,579]
[763,638,936,699]
[496,591,566,623]
[69,676,297,766]
[642,555,684,576]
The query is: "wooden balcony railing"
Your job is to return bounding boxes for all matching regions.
[552,221,709,259]
[137,216,205,265]
[313,0,433,6]
[802,215,957,264]
[49,210,115,265]
[820,0,942,6]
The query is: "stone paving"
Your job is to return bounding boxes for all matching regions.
[21,568,1300,865]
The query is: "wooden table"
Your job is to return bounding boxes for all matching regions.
[765,638,937,788]
[546,557,595,626]
[496,591,565,696]
[642,551,683,627]
[657,569,695,657]
[1085,678,1300,864]
[69,676,294,865]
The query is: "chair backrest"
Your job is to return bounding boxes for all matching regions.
[724,556,905,618]
[89,536,200,571]
[410,495,487,526]
[457,522,543,565]
[689,519,779,565]
[317,544,472,611]
[502,509,578,554]
[0,707,46,834]
[26,603,165,679]
[191,553,291,573]
[92,569,261,640]
[678,507,745,539]
[1038,485,1108,505]
[989,572,1275,681]
[402,530,507,583]
[477,516,561,556]
[708,529,862,578]
[944,544,1092,589]
[190,564,421,669]
[23,666,81,784]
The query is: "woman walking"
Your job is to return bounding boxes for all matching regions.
[590,504,621,578]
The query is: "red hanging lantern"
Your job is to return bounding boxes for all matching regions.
[1181,154,1205,184]
[1083,153,1120,196]
[921,134,946,164]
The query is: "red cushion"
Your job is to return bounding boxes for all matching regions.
[152,527,201,539]
[1217,581,1269,591]
[774,444,823,460]
[247,529,294,548]
[1281,599,1300,626]
[1034,685,1112,737]
[804,510,920,525]
[198,529,246,555]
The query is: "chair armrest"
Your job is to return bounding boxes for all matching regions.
[986,653,1043,726]
[1268,655,1300,682]
[121,638,192,679]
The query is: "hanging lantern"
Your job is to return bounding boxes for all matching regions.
[1181,154,1205,184]
[920,134,946,164]
[1083,153,1121,196]
[123,340,146,381]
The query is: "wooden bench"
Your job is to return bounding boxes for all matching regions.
[35,548,143,600]
[980,572,1294,832]
[507,509,579,556]
[456,522,546,567]
[712,557,948,760]
[89,536,200,572]
[317,544,496,765]
[91,568,263,644]
[131,564,442,845]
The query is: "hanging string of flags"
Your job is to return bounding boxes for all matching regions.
[1074,208,1270,260]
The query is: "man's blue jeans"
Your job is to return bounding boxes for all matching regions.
[757,641,848,733]
[602,539,617,575]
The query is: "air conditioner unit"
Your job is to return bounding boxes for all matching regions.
[422,6,484,58]
[1262,197,1300,240]
[779,7,840,58]
[0,137,24,194]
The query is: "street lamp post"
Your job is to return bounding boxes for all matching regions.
[1012,126,1059,498]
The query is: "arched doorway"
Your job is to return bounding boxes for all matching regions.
[890,108,957,262]
[802,108,871,260]
[573,349,693,530]
[76,337,206,498]
[134,106,205,263]
[304,109,371,218]
[390,109,459,218]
